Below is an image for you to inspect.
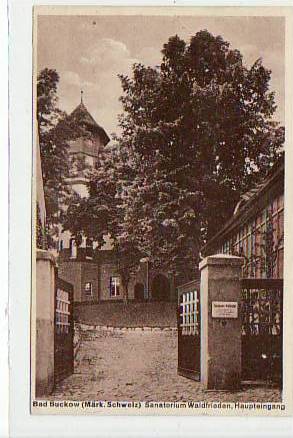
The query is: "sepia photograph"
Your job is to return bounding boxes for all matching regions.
[32,6,290,415]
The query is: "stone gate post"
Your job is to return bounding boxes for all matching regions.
[199,254,244,390]
[35,249,56,397]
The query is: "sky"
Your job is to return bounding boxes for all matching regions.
[37,14,285,140]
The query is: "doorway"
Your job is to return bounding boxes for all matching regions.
[134,283,145,301]
[151,274,170,301]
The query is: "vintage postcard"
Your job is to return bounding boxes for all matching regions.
[31,5,293,416]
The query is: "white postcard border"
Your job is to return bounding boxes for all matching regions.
[9,0,293,436]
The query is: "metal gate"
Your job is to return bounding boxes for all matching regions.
[241,278,283,385]
[54,276,74,383]
[177,280,201,380]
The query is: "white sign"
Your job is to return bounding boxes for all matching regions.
[212,301,238,319]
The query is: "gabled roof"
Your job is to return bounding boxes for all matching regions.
[201,154,285,256]
[67,102,110,146]
[234,155,284,215]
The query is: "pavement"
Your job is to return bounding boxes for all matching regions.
[51,329,281,402]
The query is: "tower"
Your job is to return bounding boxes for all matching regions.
[57,96,115,302]
[65,92,110,198]
[59,96,110,254]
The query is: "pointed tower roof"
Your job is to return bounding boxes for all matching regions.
[67,99,110,146]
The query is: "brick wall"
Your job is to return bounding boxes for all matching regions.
[80,262,100,301]
[99,262,136,301]
[58,258,175,303]
[58,261,82,302]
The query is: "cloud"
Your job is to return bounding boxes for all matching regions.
[137,46,161,67]
[80,38,133,69]
[54,32,284,138]
[57,38,140,137]
[62,71,81,86]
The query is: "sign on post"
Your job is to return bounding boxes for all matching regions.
[212,301,238,319]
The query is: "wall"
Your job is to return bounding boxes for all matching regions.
[68,136,103,161]
[58,254,176,303]
[217,192,284,279]
[36,132,46,230]
[58,261,82,302]
[35,250,56,397]
[74,301,177,328]
[81,262,99,301]
[202,162,284,280]
[99,261,135,301]
[99,263,176,302]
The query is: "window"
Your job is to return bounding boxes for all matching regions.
[84,282,93,296]
[55,288,70,334]
[86,238,93,259]
[70,239,77,258]
[179,290,199,335]
[110,276,120,297]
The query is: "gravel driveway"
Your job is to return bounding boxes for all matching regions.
[51,329,281,403]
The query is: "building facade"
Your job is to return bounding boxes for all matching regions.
[201,156,284,279]
[58,98,176,303]
[58,248,176,303]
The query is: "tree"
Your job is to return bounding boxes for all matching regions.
[115,30,284,281]
[64,30,284,284]
[63,145,141,302]
[37,68,97,247]
[37,68,61,131]
[37,68,72,246]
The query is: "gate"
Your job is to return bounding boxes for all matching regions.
[241,278,283,385]
[54,276,74,383]
[177,280,200,380]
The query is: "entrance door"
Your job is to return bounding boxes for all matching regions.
[151,274,170,301]
[241,278,283,385]
[134,283,145,301]
[54,276,74,383]
[177,280,201,380]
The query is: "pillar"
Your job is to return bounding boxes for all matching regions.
[35,249,56,397]
[199,254,244,390]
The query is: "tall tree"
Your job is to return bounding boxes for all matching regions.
[37,68,97,247]
[37,68,72,245]
[64,30,284,283]
[115,30,283,280]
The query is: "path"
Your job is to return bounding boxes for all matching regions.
[51,329,281,402]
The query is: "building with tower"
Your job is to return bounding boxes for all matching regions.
[58,93,110,253]
[58,96,176,304]
[64,93,110,197]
